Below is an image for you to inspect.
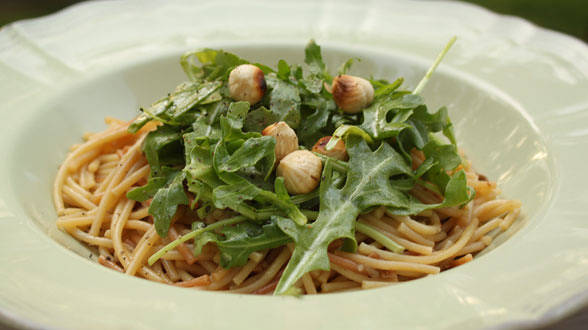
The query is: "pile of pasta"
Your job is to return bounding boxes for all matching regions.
[54,118,521,294]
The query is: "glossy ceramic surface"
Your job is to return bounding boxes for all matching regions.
[0,1,587,329]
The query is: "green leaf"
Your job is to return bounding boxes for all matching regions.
[211,110,306,224]
[304,40,326,72]
[181,48,248,81]
[212,172,307,225]
[337,58,358,75]
[127,167,179,202]
[212,183,259,219]
[244,106,278,132]
[137,81,221,127]
[359,93,425,140]
[167,81,222,118]
[373,77,404,98]
[128,113,151,133]
[275,161,358,294]
[298,94,336,147]
[387,169,472,215]
[219,101,257,142]
[142,126,183,174]
[302,39,329,93]
[411,106,456,145]
[328,125,373,150]
[183,134,223,205]
[253,63,275,75]
[277,59,291,81]
[274,136,414,295]
[265,74,301,128]
[140,97,175,125]
[149,172,189,237]
[216,136,276,179]
[148,216,248,266]
[422,136,461,171]
[218,220,291,268]
[190,100,230,140]
[194,220,292,268]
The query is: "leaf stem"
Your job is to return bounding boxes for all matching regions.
[147,215,247,265]
[255,208,319,221]
[290,189,320,204]
[356,221,404,253]
[257,190,307,225]
[412,36,457,95]
[312,152,349,173]
[327,125,374,151]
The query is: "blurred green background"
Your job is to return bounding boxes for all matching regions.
[0,0,587,42]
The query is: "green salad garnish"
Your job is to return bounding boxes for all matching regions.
[128,37,472,295]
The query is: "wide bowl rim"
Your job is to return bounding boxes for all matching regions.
[1,0,587,329]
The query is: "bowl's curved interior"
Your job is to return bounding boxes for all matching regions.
[8,44,556,276]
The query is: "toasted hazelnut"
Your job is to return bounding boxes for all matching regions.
[331,75,374,114]
[312,136,348,161]
[277,150,322,194]
[262,121,299,162]
[228,64,266,104]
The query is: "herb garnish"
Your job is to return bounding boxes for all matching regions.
[130,38,472,295]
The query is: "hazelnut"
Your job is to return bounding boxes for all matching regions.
[228,64,266,104]
[262,121,299,162]
[312,136,348,161]
[331,75,374,114]
[276,150,322,194]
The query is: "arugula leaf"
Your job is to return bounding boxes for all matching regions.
[387,169,472,215]
[149,172,189,237]
[183,134,223,205]
[359,93,424,140]
[298,93,337,147]
[148,216,248,266]
[422,136,461,171]
[372,77,404,98]
[411,106,456,145]
[216,136,276,179]
[211,109,306,224]
[181,48,248,81]
[213,161,307,225]
[274,136,415,295]
[190,100,230,140]
[129,81,222,130]
[220,101,257,141]
[277,59,291,81]
[244,106,278,132]
[127,167,179,202]
[131,40,472,288]
[304,40,326,72]
[337,58,358,75]
[301,39,330,94]
[193,219,291,268]
[167,81,222,118]
[128,113,151,133]
[265,74,301,128]
[212,183,260,220]
[142,125,183,175]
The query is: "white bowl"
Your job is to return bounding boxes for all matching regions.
[0,1,587,329]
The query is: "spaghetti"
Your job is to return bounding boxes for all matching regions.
[54,118,521,294]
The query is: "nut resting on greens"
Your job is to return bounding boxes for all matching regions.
[312,136,348,161]
[55,37,522,296]
[331,74,374,113]
[277,150,323,194]
[262,121,299,162]
[228,64,266,104]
